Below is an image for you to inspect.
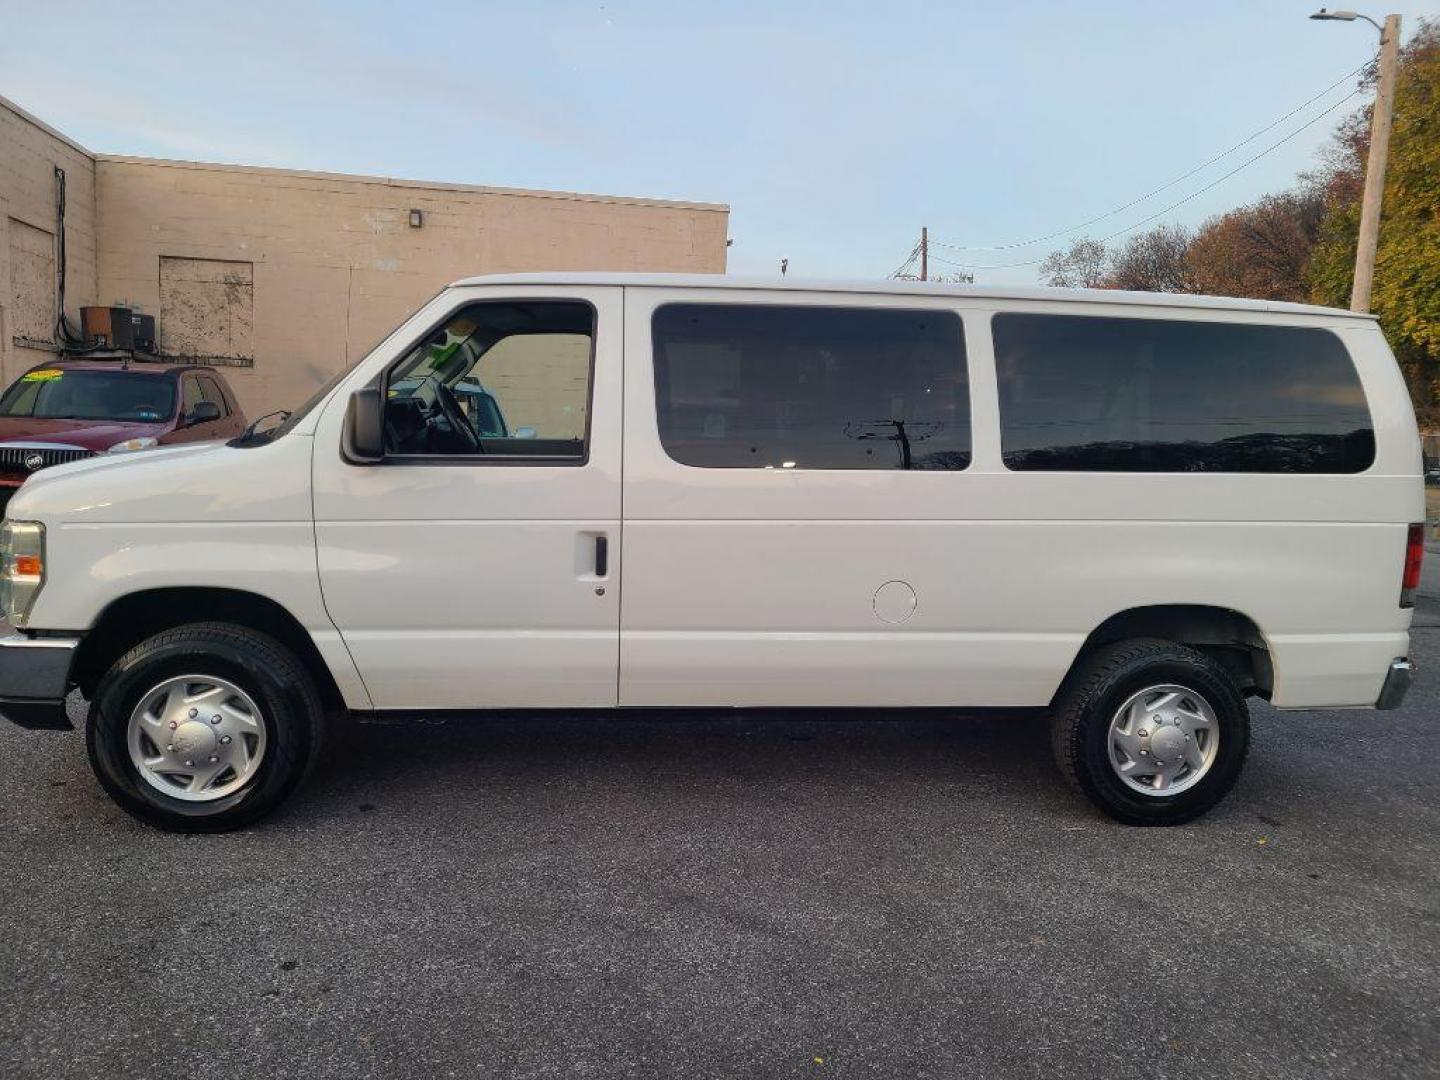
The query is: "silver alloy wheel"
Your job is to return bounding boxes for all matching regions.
[126,675,267,802]
[1107,684,1220,796]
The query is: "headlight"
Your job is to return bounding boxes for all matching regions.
[0,521,45,629]
[108,437,159,454]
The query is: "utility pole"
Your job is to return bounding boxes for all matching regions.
[1353,14,1401,313]
[920,227,928,282]
[1309,9,1402,313]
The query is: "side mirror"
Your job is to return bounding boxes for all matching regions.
[185,401,222,427]
[342,387,385,464]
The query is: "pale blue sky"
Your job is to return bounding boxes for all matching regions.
[4,0,1436,284]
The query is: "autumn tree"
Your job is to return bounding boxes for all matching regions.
[1307,20,1440,410]
[1107,224,1194,293]
[1186,190,1326,301]
[1039,237,1109,288]
[1040,227,1193,292]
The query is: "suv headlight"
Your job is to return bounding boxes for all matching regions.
[108,437,158,453]
[0,521,45,629]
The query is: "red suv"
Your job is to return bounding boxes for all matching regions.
[0,360,247,513]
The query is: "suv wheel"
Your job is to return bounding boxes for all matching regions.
[87,623,324,832]
[1051,638,1250,826]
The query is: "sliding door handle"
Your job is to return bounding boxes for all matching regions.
[594,535,609,578]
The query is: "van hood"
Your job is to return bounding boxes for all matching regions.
[16,439,227,489]
[0,416,170,452]
[6,434,314,525]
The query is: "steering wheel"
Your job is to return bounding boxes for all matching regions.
[429,382,481,454]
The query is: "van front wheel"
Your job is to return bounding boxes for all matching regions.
[87,623,324,832]
[1051,639,1250,826]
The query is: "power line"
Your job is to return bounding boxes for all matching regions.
[889,252,918,279]
[926,86,1364,272]
[929,57,1373,256]
[1095,88,1360,241]
[888,240,922,279]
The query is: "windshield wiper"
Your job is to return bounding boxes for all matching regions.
[233,409,291,446]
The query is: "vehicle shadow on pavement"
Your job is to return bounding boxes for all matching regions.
[292,709,1085,825]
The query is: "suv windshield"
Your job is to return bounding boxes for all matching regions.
[0,369,176,423]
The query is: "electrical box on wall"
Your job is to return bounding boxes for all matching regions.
[81,306,156,352]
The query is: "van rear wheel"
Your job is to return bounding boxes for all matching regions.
[87,623,324,832]
[1051,639,1250,826]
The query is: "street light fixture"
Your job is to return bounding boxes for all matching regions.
[1309,8,1402,313]
[1309,8,1385,34]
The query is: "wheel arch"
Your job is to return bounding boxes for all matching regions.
[70,587,346,713]
[1062,604,1274,703]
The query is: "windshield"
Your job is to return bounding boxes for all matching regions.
[0,369,176,423]
[236,287,463,447]
[239,365,350,446]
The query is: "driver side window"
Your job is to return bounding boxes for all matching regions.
[383,300,594,461]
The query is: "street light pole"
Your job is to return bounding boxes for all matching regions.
[1353,14,1401,313]
[1310,9,1402,313]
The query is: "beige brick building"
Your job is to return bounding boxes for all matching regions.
[0,95,729,416]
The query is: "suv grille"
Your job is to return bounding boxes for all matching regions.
[0,446,97,473]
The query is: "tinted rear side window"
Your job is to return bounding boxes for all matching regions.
[994,314,1374,473]
[653,304,970,470]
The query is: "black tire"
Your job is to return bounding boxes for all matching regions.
[1051,638,1250,826]
[86,622,324,833]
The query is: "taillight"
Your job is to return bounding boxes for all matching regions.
[1401,522,1424,608]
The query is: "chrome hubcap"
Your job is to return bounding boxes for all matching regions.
[126,675,267,802]
[1107,684,1219,796]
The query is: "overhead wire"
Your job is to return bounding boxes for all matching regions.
[888,240,922,279]
[921,85,1365,272]
[927,57,1375,256]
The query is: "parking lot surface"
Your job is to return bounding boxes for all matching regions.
[3,615,1439,1078]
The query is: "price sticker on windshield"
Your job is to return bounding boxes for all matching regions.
[21,369,64,382]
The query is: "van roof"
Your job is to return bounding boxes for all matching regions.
[446,272,1375,321]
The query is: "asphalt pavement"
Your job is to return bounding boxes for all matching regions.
[2,605,1439,1078]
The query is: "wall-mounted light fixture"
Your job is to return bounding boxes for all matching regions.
[408,209,424,228]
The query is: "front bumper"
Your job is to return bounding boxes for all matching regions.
[1375,658,1415,711]
[0,635,78,730]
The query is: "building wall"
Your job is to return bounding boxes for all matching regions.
[0,94,729,418]
[0,98,99,388]
[95,156,729,415]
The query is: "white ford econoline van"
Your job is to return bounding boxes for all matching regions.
[0,275,1422,831]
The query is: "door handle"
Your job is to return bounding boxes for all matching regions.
[594,535,609,578]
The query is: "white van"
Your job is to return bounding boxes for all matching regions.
[0,275,1422,831]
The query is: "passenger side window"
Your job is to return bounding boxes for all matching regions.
[198,375,230,417]
[384,301,593,460]
[180,376,204,419]
[652,304,970,470]
[995,314,1375,473]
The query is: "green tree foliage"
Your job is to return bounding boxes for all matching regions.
[1308,21,1440,409]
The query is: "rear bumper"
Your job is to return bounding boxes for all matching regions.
[1375,658,1415,711]
[0,635,78,730]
